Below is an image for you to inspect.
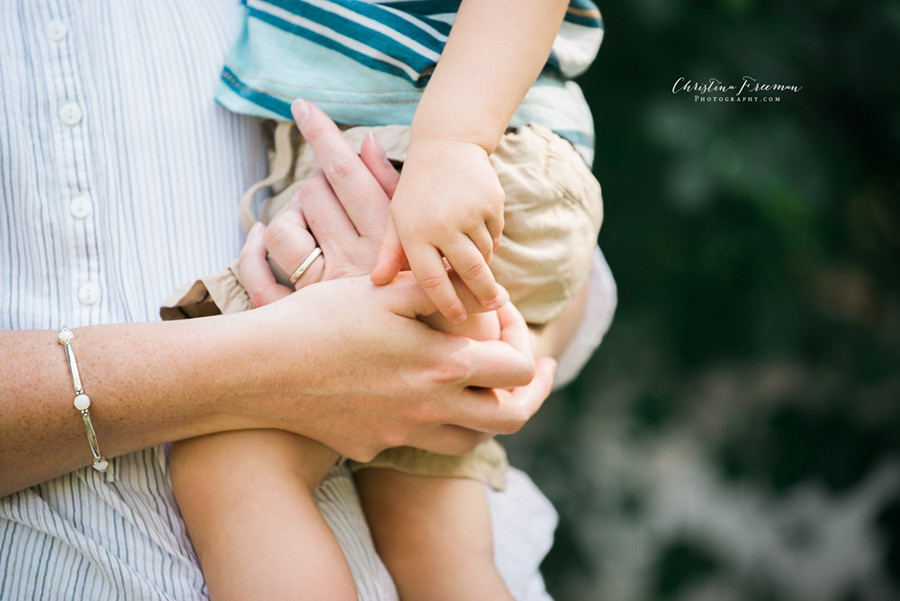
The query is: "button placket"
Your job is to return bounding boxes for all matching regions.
[41,8,104,314]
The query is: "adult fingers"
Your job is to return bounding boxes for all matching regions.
[299,169,359,244]
[492,357,557,434]
[451,357,556,435]
[495,299,534,357]
[263,201,324,288]
[360,132,400,199]
[459,340,536,389]
[299,171,391,278]
[292,100,389,236]
[370,218,405,285]
[456,300,536,389]
[239,224,293,307]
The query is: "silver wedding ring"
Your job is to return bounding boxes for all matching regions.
[289,246,323,284]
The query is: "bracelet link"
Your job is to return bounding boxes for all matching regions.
[58,327,109,472]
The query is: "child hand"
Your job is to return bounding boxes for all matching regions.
[371,139,508,324]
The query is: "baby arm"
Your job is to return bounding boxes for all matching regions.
[371,0,569,324]
[170,430,351,601]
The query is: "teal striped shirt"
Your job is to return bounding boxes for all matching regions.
[216,0,604,163]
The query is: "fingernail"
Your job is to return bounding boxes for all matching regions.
[367,131,391,165]
[451,310,467,325]
[289,189,302,209]
[482,285,509,309]
[249,222,263,235]
[497,285,510,304]
[291,99,309,125]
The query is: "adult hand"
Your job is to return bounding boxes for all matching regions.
[237,271,556,461]
[253,101,401,301]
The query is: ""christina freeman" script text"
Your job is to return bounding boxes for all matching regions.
[672,76,802,100]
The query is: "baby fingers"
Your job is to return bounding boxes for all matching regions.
[442,236,503,310]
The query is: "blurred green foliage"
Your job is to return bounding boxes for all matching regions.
[507,1,900,599]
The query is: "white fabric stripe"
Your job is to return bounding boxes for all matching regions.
[1,2,571,600]
[252,0,599,78]
[306,0,442,60]
[377,3,449,42]
[249,0,428,81]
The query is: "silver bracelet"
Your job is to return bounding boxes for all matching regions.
[58,327,109,472]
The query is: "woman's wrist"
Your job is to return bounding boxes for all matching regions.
[0,315,284,495]
[69,313,286,452]
[214,305,310,430]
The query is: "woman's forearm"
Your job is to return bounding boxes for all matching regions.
[410,0,568,152]
[1,275,553,497]
[0,314,266,496]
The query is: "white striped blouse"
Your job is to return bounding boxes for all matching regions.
[0,1,568,599]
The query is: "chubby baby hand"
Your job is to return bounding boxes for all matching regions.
[371,138,507,324]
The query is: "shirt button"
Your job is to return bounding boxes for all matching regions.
[46,20,68,42]
[78,282,101,305]
[70,196,93,219]
[59,102,83,126]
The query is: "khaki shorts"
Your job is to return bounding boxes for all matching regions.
[161,120,603,490]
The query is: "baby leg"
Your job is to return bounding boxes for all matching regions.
[354,468,514,601]
[170,430,355,601]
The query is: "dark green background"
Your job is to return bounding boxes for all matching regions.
[506,1,900,599]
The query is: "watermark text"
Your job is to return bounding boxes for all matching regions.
[672,76,802,103]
